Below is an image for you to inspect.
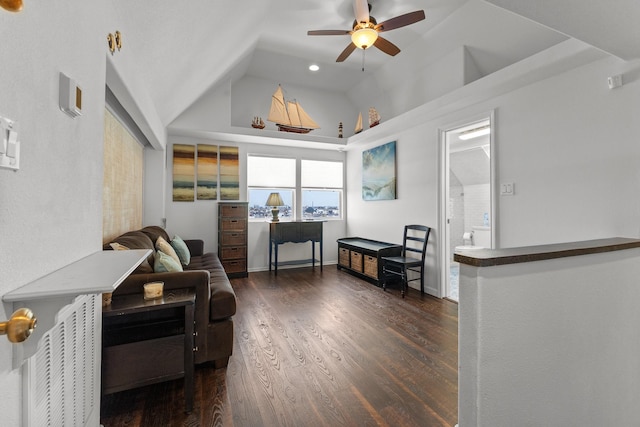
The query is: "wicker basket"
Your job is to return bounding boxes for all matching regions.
[350,251,363,272]
[339,248,350,267]
[363,255,378,279]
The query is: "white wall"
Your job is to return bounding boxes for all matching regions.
[0,2,165,424]
[171,74,359,139]
[231,75,358,139]
[170,83,232,132]
[344,54,640,297]
[493,56,640,247]
[344,53,463,134]
[0,5,107,424]
[345,123,442,295]
[459,246,640,426]
[161,135,346,270]
[4,1,636,425]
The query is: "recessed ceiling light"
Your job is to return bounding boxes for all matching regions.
[309,64,319,71]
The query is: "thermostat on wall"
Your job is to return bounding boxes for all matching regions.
[59,72,82,118]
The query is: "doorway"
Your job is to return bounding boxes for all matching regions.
[440,116,494,301]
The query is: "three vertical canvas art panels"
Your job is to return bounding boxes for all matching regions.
[173,140,396,202]
[172,144,239,202]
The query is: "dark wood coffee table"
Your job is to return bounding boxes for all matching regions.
[102,288,195,413]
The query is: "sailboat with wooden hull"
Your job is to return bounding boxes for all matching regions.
[268,85,320,134]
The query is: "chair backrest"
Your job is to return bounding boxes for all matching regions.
[402,224,431,261]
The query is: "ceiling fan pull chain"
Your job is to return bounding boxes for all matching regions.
[362,49,365,72]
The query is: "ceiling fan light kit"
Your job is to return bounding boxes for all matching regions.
[307,1,425,63]
[351,26,378,49]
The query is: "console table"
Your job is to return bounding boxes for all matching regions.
[337,237,402,286]
[269,221,323,274]
[102,288,195,413]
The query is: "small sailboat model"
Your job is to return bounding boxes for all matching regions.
[368,107,380,128]
[251,116,265,129]
[354,112,363,134]
[267,85,320,134]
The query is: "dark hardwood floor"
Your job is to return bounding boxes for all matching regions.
[100,266,458,426]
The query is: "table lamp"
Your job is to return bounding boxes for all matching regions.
[266,192,284,222]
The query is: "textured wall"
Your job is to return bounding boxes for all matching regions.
[102,109,144,243]
[0,3,111,424]
[0,2,164,424]
[459,247,640,426]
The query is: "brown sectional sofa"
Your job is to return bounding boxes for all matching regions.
[105,225,236,367]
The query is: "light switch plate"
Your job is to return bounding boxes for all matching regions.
[608,74,623,89]
[0,117,20,171]
[500,182,514,196]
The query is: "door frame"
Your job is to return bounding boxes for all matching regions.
[438,110,497,299]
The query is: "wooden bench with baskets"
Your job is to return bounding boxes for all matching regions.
[336,237,402,286]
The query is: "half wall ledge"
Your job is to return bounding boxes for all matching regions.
[2,249,151,368]
[457,237,640,426]
[453,237,640,267]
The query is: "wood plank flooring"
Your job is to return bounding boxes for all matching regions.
[100,266,458,426]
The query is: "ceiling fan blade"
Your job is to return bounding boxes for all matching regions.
[336,43,357,62]
[308,30,351,36]
[375,10,425,32]
[353,0,369,23]
[374,36,401,57]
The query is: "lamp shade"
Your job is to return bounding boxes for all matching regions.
[265,192,284,207]
[351,27,378,49]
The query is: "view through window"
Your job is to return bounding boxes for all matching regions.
[247,156,343,220]
[301,159,342,219]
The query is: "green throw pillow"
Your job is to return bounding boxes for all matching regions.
[154,250,184,273]
[171,235,191,266]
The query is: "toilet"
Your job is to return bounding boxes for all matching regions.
[455,226,491,251]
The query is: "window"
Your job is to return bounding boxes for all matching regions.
[301,160,343,219]
[248,188,294,220]
[247,156,295,220]
[247,155,344,220]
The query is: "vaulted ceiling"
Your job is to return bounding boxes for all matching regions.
[111,0,640,129]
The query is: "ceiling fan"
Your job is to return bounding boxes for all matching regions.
[307,0,425,63]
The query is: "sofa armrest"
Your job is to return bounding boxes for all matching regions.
[184,239,204,257]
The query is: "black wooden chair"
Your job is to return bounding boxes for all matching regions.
[381,225,431,298]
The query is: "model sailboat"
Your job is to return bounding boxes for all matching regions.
[251,116,265,129]
[267,85,320,134]
[354,112,363,134]
[368,107,380,128]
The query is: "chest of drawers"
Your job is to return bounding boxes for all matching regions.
[218,202,248,278]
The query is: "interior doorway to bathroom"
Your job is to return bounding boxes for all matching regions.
[440,116,493,301]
